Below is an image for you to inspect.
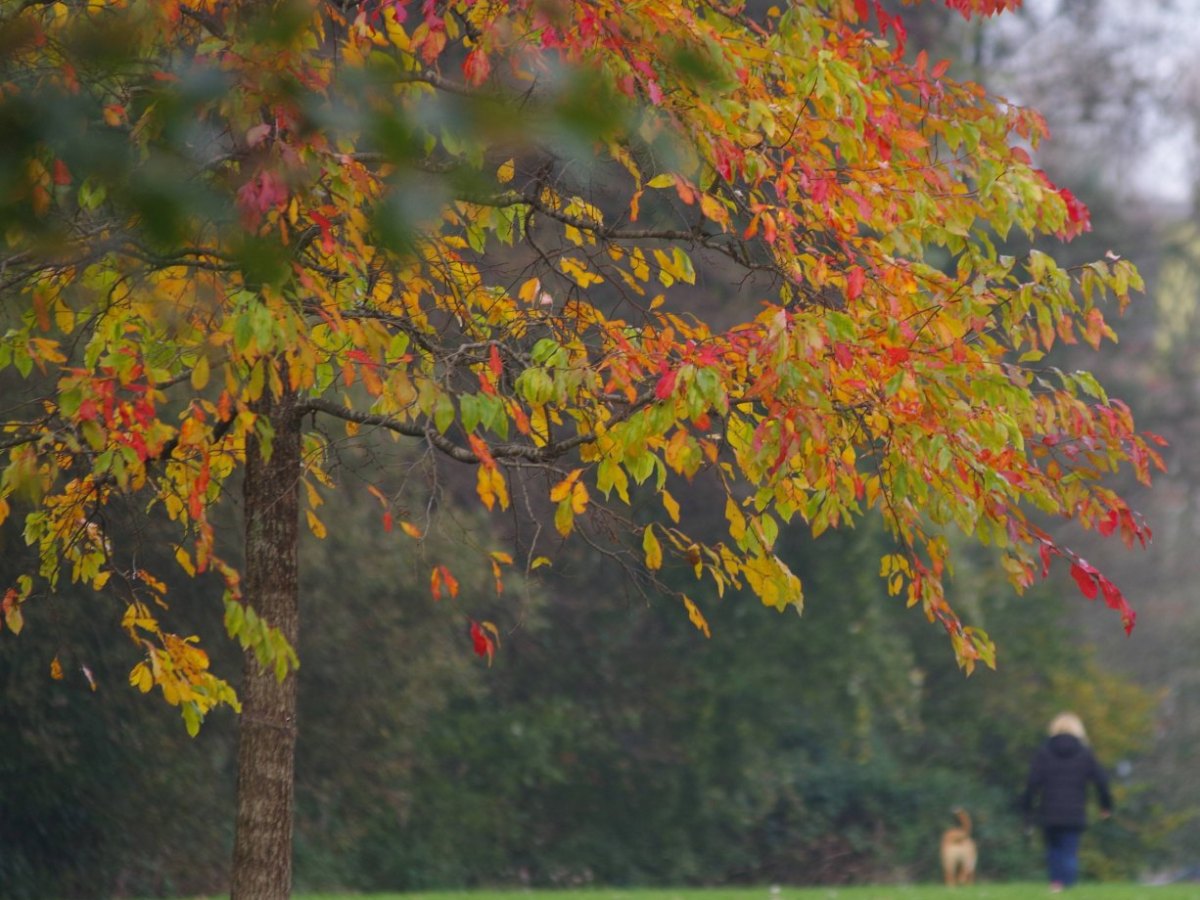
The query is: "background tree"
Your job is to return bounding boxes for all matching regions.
[947,0,1200,866]
[0,0,1162,896]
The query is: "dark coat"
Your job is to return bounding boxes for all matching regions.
[1021,734,1113,829]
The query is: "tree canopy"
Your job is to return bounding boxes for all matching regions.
[1,0,1159,707]
[0,1,1166,893]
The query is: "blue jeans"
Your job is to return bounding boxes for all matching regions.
[1044,826,1084,887]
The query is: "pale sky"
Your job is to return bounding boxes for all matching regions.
[986,0,1200,209]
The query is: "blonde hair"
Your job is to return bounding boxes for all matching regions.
[1048,711,1088,743]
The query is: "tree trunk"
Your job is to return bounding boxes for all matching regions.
[231,391,301,900]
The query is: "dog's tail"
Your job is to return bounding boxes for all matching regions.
[953,807,972,836]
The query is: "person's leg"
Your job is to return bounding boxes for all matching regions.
[1058,828,1083,887]
[1044,827,1085,889]
[1044,827,1068,889]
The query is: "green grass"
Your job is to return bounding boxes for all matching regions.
[295,886,1198,900]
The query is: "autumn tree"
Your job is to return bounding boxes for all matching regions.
[0,0,1161,896]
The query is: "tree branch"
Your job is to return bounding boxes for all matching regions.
[301,388,658,466]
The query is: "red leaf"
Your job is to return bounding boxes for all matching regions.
[941,0,1021,18]
[847,265,865,301]
[236,170,289,228]
[488,345,503,379]
[1098,509,1118,537]
[440,564,459,598]
[469,620,494,660]
[53,159,72,186]
[310,211,335,253]
[1038,542,1054,578]
[467,433,496,468]
[1098,576,1136,634]
[461,48,491,86]
[833,342,853,369]
[1070,561,1098,600]
[1056,186,1091,238]
[761,213,777,245]
[655,367,677,400]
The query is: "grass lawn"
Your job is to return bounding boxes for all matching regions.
[296,886,1197,900]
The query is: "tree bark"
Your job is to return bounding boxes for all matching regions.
[231,390,301,900]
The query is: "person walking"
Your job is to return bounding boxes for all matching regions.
[1021,712,1113,892]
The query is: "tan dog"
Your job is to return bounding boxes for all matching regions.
[940,808,977,886]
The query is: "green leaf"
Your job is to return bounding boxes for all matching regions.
[433,390,456,433]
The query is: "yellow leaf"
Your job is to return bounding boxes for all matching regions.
[699,192,728,227]
[890,128,929,152]
[683,595,711,638]
[490,558,505,595]
[477,466,495,510]
[130,661,153,693]
[54,300,75,333]
[50,656,64,680]
[490,551,514,565]
[137,569,167,594]
[477,465,509,511]
[175,545,196,577]
[306,509,327,539]
[647,173,675,189]
[570,480,588,514]
[5,606,23,635]
[559,256,604,288]
[554,498,574,536]
[192,355,211,393]
[531,556,552,569]
[630,247,650,282]
[550,469,581,503]
[400,521,423,539]
[304,479,323,510]
[385,9,411,49]
[725,495,746,542]
[481,620,501,644]
[643,526,663,570]
[661,489,680,523]
[518,277,541,302]
[497,158,515,183]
